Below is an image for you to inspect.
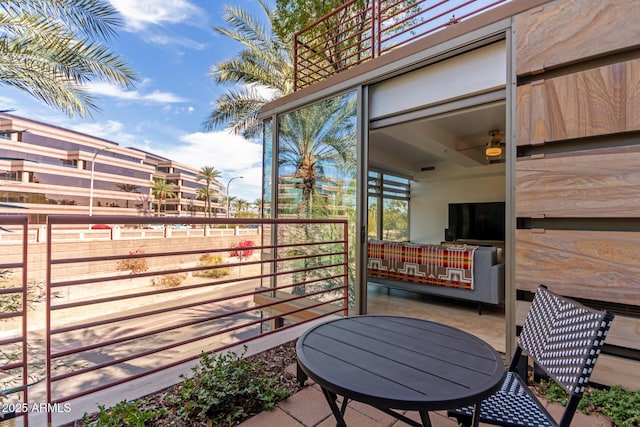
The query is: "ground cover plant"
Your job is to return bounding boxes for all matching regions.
[535,379,640,427]
[67,341,300,427]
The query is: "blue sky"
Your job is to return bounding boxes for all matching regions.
[1,0,276,202]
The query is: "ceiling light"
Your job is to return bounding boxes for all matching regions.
[485,130,504,158]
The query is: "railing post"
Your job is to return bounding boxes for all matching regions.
[372,0,378,58]
[38,225,47,243]
[112,225,121,240]
[294,35,299,90]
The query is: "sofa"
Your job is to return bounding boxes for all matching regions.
[367,240,504,314]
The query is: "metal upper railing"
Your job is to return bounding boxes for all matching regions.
[294,0,510,90]
[0,215,349,425]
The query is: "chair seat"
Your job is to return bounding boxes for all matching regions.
[450,372,557,427]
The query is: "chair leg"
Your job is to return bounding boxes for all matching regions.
[451,414,471,427]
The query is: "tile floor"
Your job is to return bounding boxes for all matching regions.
[239,363,613,427]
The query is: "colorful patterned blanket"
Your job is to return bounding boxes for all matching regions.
[367,240,478,290]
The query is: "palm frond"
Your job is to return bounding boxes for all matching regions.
[0,0,137,117]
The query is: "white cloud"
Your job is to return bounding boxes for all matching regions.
[70,120,139,146]
[86,82,187,104]
[109,0,206,31]
[146,33,208,50]
[157,130,264,200]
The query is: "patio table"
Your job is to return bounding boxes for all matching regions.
[296,315,504,427]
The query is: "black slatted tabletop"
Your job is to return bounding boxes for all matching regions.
[296,315,504,426]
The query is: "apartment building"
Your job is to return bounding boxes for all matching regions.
[0,113,224,223]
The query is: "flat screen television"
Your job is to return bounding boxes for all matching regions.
[448,202,505,242]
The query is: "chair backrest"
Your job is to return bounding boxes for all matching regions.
[518,286,614,397]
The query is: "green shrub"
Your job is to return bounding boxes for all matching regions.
[197,254,229,278]
[168,347,289,426]
[538,379,640,426]
[151,273,186,288]
[82,399,164,427]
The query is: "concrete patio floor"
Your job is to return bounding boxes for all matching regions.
[239,364,614,427]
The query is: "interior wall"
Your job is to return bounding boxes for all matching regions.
[410,163,506,244]
[369,41,506,120]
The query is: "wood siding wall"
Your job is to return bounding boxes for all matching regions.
[514,0,640,390]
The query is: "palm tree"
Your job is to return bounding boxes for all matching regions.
[207,2,355,219]
[232,198,249,217]
[196,187,208,216]
[279,95,356,217]
[151,178,177,217]
[196,166,222,217]
[253,198,263,214]
[0,0,137,117]
[204,0,293,138]
[116,183,139,208]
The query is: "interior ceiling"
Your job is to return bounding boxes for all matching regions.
[369,102,506,176]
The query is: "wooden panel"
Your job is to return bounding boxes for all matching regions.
[516,145,640,217]
[591,354,640,391]
[515,229,640,305]
[516,301,640,351]
[515,81,531,146]
[516,59,640,144]
[514,0,640,76]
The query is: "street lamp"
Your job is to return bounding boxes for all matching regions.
[89,146,111,217]
[226,176,244,224]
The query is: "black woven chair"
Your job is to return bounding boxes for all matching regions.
[449,285,614,427]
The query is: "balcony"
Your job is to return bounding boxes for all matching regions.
[294,0,511,90]
[1,215,617,426]
[0,215,348,426]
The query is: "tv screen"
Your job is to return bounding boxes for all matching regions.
[448,202,505,242]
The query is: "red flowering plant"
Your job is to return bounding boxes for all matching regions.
[230,240,254,258]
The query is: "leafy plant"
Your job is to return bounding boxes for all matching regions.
[537,379,640,426]
[230,240,254,258]
[196,254,229,278]
[82,399,164,427]
[0,271,46,314]
[168,347,289,426]
[116,249,149,275]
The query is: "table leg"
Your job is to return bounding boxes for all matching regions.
[418,411,433,427]
[296,362,308,386]
[321,387,348,427]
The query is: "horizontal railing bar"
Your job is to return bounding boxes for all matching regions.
[46,215,347,226]
[51,267,345,333]
[0,361,24,371]
[51,286,345,359]
[0,336,24,346]
[48,238,345,267]
[296,9,371,56]
[0,286,24,294]
[51,259,344,313]
[51,295,346,386]
[0,310,24,321]
[0,262,23,269]
[50,307,343,405]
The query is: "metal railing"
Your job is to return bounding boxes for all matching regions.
[0,216,29,426]
[1,215,349,425]
[294,0,509,89]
